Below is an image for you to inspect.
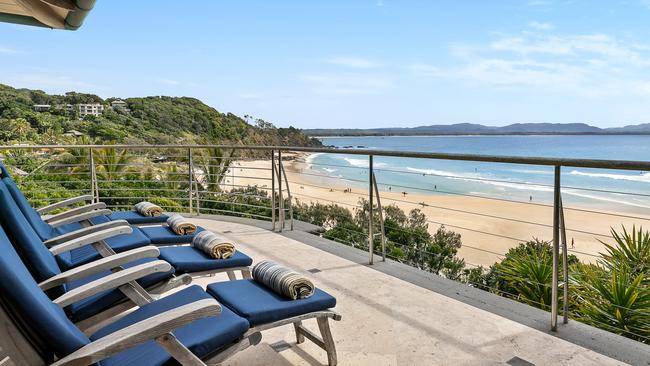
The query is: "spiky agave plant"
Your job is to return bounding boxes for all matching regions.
[599,226,650,281]
[572,264,650,343]
[568,226,650,343]
[497,241,554,310]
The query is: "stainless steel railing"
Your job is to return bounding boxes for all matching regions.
[2,144,650,336]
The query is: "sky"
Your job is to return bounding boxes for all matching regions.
[1,0,650,129]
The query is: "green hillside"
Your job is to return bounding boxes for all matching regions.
[0,83,320,147]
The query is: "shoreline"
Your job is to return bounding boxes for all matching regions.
[228,154,650,267]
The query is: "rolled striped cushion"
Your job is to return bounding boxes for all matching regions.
[191,231,236,259]
[252,260,315,300]
[166,214,197,235]
[134,201,163,217]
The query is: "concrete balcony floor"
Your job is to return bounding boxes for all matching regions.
[160,216,648,366]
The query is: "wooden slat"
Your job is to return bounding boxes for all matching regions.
[40,0,75,10]
[0,1,30,17]
[14,0,66,28]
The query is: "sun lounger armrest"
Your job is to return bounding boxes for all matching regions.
[51,299,221,366]
[43,202,107,223]
[48,209,113,228]
[44,220,130,247]
[52,260,172,308]
[36,195,95,215]
[48,226,133,256]
[39,246,161,291]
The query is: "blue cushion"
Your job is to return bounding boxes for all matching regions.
[93,286,249,366]
[56,227,151,270]
[64,258,175,322]
[0,225,90,360]
[140,226,204,245]
[108,211,169,225]
[0,183,62,282]
[159,247,253,274]
[206,280,337,326]
[56,215,113,234]
[2,176,57,241]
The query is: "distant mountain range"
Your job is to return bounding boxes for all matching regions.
[304,123,650,136]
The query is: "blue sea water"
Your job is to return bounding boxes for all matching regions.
[308,135,650,214]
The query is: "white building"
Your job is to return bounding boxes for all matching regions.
[77,103,104,117]
[33,104,51,112]
[110,99,130,113]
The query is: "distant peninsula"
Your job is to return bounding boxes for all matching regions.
[304,123,650,137]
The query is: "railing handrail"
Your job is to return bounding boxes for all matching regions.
[1,144,650,171]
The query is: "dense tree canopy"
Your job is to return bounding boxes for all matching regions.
[0,83,321,148]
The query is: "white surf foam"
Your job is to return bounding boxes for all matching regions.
[342,157,387,168]
[570,170,650,184]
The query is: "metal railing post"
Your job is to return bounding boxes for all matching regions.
[277,150,284,231]
[372,170,386,261]
[368,155,374,265]
[280,160,294,231]
[271,150,276,231]
[551,165,561,331]
[89,148,98,203]
[188,148,194,215]
[560,196,569,324]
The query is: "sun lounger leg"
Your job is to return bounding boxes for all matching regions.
[156,332,205,365]
[293,321,305,344]
[317,317,338,366]
[205,332,262,365]
[241,268,252,279]
[290,315,339,366]
[226,270,237,281]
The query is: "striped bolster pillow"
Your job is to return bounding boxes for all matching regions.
[167,214,197,235]
[134,201,163,217]
[252,260,315,300]
[192,231,236,259]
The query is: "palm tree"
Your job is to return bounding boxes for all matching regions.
[94,146,134,181]
[195,147,235,194]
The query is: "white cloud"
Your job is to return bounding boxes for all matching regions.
[528,21,555,31]
[413,29,650,98]
[527,0,552,7]
[0,46,23,54]
[3,72,95,90]
[490,33,648,66]
[238,92,261,100]
[327,56,377,69]
[302,73,392,96]
[409,64,445,77]
[157,79,181,85]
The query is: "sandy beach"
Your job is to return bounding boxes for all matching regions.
[226,154,650,267]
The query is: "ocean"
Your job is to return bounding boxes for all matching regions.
[308,135,650,214]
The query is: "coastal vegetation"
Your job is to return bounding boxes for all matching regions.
[0,83,321,147]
